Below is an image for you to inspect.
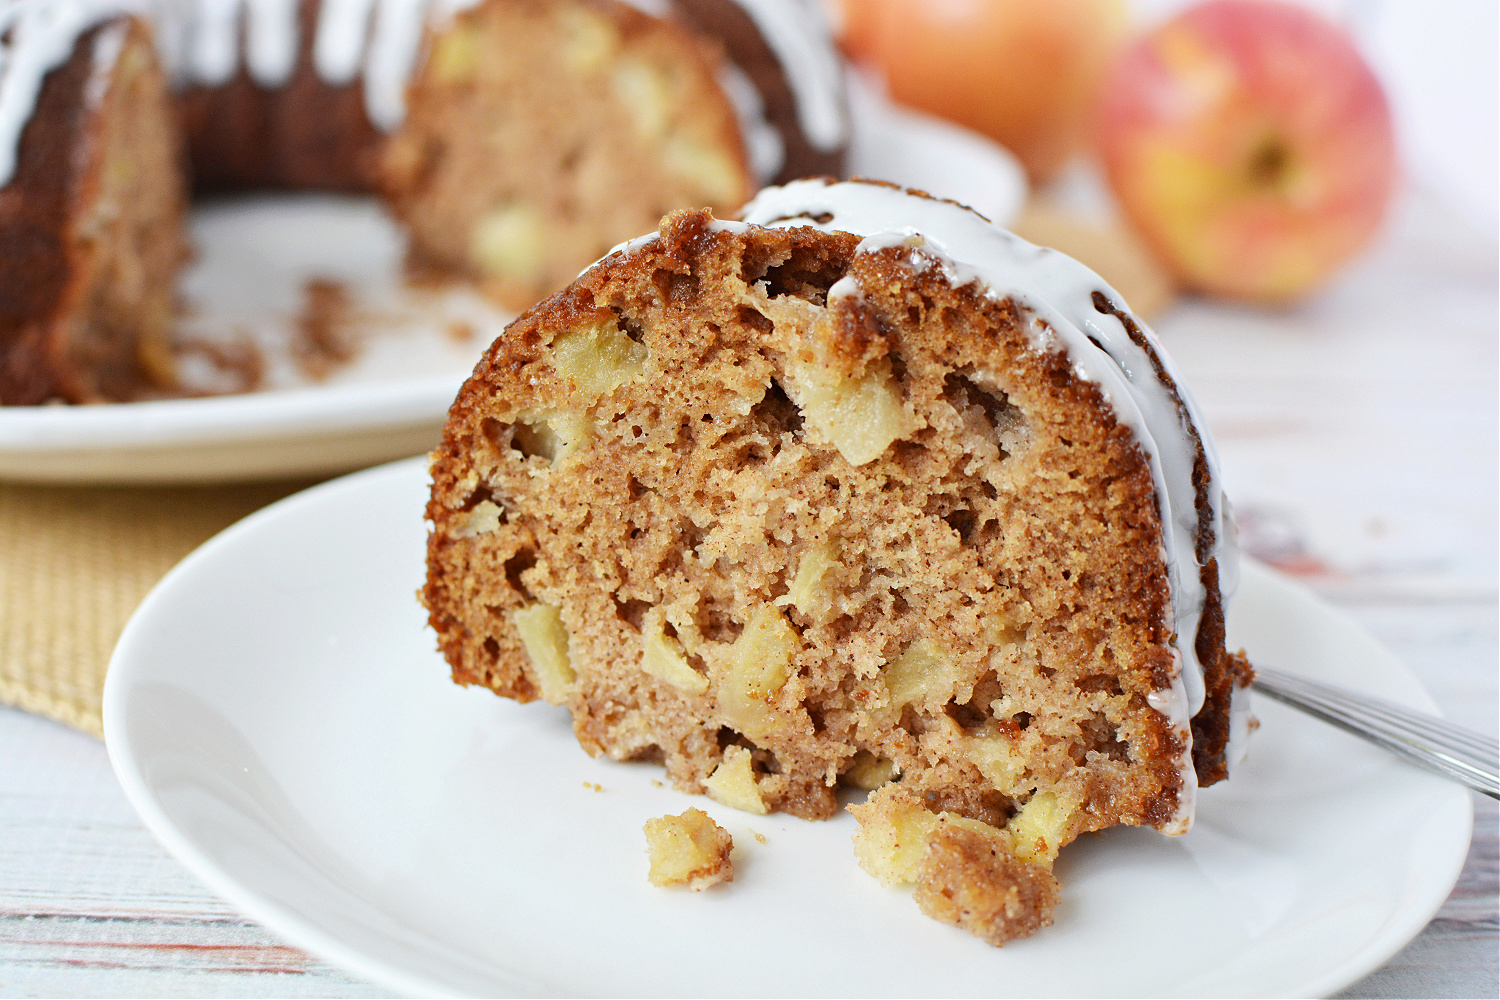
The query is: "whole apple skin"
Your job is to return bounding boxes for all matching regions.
[832,0,1128,184]
[1097,0,1397,303]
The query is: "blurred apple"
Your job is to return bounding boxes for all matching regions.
[831,0,1129,184]
[1096,0,1397,303]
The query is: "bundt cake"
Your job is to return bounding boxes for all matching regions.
[422,178,1255,945]
[0,0,849,404]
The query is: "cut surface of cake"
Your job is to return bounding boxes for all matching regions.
[0,0,849,403]
[423,177,1254,945]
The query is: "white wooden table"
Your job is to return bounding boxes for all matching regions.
[1,187,1495,997]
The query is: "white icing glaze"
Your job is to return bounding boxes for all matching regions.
[243,0,297,85]
[715,59,782,183]
[186,0,241,84]
[83,14,126,104]
[311,0,373,84]
[1224,679,1254,774]
[359,0,436,131]
[826,271,859,303]
[1217,491,1241,609]
[0,0,846,187]
[726,0,846,152]
[614,0,669,17]
[741,178,1238,834]
[1217,492,1253,771]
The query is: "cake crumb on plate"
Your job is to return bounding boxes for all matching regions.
[644,808,734,890]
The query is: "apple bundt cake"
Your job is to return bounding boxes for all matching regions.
[0,0,848,403]
[423,178,1255,945]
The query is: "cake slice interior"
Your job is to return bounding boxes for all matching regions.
[424,182,1252,944]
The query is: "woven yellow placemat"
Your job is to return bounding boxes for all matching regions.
[0,478,317,737]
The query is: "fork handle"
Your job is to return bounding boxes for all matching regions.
[1251,666,1500,800]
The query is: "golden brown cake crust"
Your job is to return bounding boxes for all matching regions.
[0,20,101,404]
[1086,290,1247,782]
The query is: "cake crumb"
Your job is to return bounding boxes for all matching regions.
[915,821,1059,945]
[169,331,265,396]
[583,781,604,792]
[750,829,767,844]
[292,278,357,381]
[644,808,734,890]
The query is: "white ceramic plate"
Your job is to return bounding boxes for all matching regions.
[0,95,1024,484]
[102,458,1472,998]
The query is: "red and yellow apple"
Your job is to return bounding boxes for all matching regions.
[831,0,1129,184]
[1096,0,1397,303]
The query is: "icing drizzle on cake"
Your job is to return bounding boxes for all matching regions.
[0,0,847,184]
[740,178,1242,833]
[723,0,846,153]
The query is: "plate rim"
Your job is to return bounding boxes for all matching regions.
[101,457,1475,998]
[0,373,466,450]
[100,460,458,996]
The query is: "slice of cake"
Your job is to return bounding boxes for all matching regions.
[423,178,1254,944]
[0,16,188,405]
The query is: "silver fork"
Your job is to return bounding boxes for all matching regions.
[1251,666,1500,799]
